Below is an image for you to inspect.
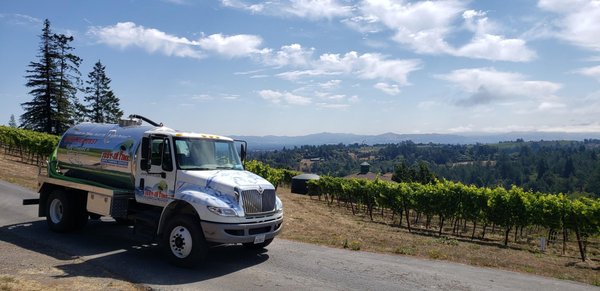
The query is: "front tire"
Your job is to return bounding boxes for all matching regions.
[161,215,207,268]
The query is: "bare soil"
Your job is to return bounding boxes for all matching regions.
[1,152,599,287]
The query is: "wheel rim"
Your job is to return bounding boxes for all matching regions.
[169,226,193,258]
[49,198,63,224]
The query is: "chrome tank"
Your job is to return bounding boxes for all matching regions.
[55,122,155,190]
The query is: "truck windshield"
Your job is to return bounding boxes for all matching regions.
[174,138,243,171]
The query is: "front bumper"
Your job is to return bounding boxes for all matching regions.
[200,215,283,244]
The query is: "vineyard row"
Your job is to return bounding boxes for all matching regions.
[245,160,599,262]
[0,126,59,165]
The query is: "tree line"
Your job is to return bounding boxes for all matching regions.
[19,19,123,135]
[249,140,600,198]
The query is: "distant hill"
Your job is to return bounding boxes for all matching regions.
[232,132,600,150]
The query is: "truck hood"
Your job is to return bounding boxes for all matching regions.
[175,170,274,209]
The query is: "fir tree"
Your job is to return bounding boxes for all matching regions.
[83,60,123,123]
[20,19,81,134]
[53,33,82,132]
[8,114,17,128]
[21,19,57,133]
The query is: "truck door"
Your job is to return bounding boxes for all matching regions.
[137,135,176,207]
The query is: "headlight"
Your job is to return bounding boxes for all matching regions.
[275,197,283,213]
[207,206,238,217]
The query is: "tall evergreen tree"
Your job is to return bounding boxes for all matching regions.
[8,114,17,128]
[83,60,123,123]
[53,33,82,132]
[21,19,58,133]
[20,19,81,134]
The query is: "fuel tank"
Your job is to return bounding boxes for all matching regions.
[54,122,156,190]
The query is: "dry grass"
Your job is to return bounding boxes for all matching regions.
[0,153,43,190]
[1,152,598,286]
[278,188,600,286]
[0,274,143,291]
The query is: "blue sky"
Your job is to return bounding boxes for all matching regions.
[1,0,600,136]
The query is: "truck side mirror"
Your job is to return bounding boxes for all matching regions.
[140,137,150,171]
[240,143,247,163]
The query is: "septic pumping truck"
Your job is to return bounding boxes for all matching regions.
[23,115,283,267]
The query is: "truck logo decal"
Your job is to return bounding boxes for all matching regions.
[100,151,130,167]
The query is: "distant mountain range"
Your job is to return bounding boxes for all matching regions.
[232,132,600,150]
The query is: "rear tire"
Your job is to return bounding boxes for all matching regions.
[46,190,74,232]
[161,215,207,268]
[243,238,273,250]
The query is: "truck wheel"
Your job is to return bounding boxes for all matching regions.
[46,190,74,232]
[243,238,274,250]
[161,215,207,268]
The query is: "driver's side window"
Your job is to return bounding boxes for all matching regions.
[150,137,173,172]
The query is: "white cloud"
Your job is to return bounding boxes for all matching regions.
[462,10,496,34]
[234,69,265,75]
[353,53,421,85]
[0,13,42,27]
[453,34,535,62]
[359,0,461,54]
[273,49,421,89]
[437,67,562,106]
[88,22,266,59]
[88,22,205,59]
[220,0,265,13]
[575,65,600,82]
[277,69,339,80]
[89,23,421,95]
[191,94,213,101]
[342,15,381,34]
[538,101,566,111]
[198,33,266,58]
[354,0,535,62]
[317,103,350,109]
[319,79,342,89]
[447,125,474,133]
[316,51,422,84]
[263,43,314,67]
[538,122,600,133]
[221,0,352,20]
[374,82,401,95]
[538,0,600,51]
[258,89,312,105]
[315,91,346,101]
[285,0,353,20]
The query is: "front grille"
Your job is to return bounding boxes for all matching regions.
[241,189,276,215]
